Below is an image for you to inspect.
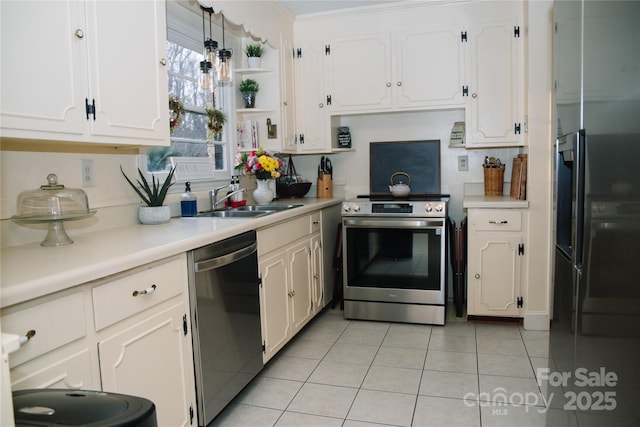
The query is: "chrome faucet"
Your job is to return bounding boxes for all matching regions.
[210,185,246,209]
[210,184,231,209]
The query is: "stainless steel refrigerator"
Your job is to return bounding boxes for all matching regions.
[550,0,640,424]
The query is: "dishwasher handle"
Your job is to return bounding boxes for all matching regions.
[194,242,257,272]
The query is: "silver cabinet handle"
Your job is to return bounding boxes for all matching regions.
[488,220,508,224]
[283,101,288,106]
[386,82,391,87]
[397,81,402,86]
[472,93,478,98]
[475,274,480,279]
[74,29,84,39]
[319,103,324,108]
[160,58,167,66]
[132,284,157,297]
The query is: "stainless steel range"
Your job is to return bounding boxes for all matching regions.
[341,197,448,325]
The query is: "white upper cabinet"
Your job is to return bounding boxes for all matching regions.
[292,1,525,149]
[464,20,525,147]
[324,33,393,113]
[280,37,297,152]
[0,0,169,146]
[394,28,465,109]
[286,39,330,153]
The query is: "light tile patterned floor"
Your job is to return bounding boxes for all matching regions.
[210,306,584,427]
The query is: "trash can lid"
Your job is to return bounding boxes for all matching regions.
[13,389,156,426]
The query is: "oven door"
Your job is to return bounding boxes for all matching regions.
[342,217,445,305]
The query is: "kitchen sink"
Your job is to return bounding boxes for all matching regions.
[197,210,268,218]
[197,204,302,218]
[234,204,303,212]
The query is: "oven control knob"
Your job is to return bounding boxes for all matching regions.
[434,203,443,212]
[342,203,350,212]
[425,203,433,213]
[352,204,360,212]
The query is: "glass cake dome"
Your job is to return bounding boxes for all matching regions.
[12,174,96,246]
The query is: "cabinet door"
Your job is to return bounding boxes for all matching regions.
[468,234,522,316]
[289,40,328,153]
[85,0,169,143]
[259,251,291,362]
[280,37,297,151]
[310,234,324,314]
[394,28,465,109]
[11,349,96,391]
[98,302,194,427]
[0,1,87,138]
[325,33,392,112]
[465,20,524,147]
[289,240,313,334]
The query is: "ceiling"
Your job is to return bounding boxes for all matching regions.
[278,0,400,16]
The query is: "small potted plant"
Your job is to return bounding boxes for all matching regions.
[245,43,264,69]
[121,166,176,224]
[206,107,226,141]
[239,79,259,109]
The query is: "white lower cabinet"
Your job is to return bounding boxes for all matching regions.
[467,209,526,317]
[2,291,99,391]
[258,212,322,362]
[2,254,196,427]
[98,302,194,427]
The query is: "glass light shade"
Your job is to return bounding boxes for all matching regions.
[217,49,233,84]
[199,60,214,92]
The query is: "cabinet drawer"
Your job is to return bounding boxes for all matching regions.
[2,292,87,368]
[471,209,522,232]
[258,214,312,254]
[92,255,186,331]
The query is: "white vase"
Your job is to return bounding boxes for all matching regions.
[247,56,261,69]
[139,206,171,224]
[253,179,274,204]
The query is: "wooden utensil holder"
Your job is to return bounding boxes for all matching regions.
[317,174,333,198]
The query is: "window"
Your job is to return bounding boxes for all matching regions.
[144,7,231,184]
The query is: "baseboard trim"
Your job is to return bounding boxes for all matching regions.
[524,312,550,331]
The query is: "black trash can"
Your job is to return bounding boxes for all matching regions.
[13,389,157,427]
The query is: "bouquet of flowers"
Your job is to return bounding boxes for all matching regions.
[234,148,284,180]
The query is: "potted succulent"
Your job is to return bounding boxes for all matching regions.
[205,107,226,141]
[245,43,264,69]
[121,166,176,224]
[239,78,259,109]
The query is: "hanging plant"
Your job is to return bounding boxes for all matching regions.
[206,108,227,140]
[169,95,185,134]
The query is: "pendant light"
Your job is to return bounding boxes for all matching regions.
[216,13,233,85]
[199,6,218,93]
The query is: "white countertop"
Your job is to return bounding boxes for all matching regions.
[463,195,529,208]
[0,198,342,308]
[462,182,529,209]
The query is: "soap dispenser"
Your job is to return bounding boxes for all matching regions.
[180,181,197,217]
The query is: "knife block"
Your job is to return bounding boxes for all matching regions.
[317,173,333,198]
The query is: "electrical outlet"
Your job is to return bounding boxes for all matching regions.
[458,155,469,171]
[82,159,94,187]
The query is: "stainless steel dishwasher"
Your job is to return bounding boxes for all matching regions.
[187,231,263,426]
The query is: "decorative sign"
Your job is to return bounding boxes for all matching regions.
[337,126,351,148]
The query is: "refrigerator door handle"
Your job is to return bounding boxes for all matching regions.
[574,130,586,266]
